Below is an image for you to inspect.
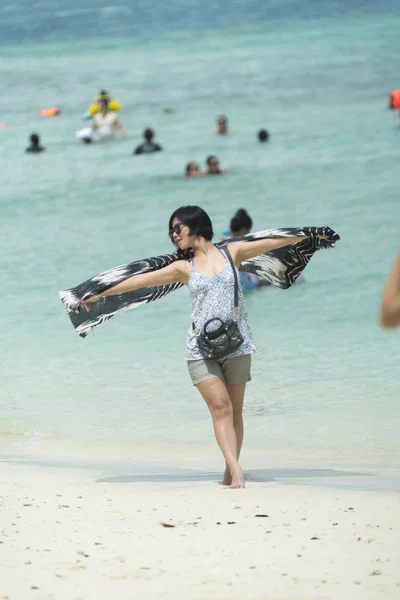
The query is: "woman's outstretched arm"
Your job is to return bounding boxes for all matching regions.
[228,236,312,265]
[82,260,188,306]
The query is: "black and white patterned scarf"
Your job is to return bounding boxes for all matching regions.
[59,226,339,337]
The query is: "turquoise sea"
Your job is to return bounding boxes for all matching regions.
[1,1,399,477]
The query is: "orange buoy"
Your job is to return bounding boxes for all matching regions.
[39,107,61,117]
[388,91,400,110]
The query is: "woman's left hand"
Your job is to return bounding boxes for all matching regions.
[80,295,102,312]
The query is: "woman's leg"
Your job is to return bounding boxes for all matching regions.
[222,383,246,486]
[196,377,245,488]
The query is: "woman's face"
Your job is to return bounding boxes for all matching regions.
[187,163,201,178]
[170,217,192,249]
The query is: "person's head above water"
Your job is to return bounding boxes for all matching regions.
[97,90,110,100]
[26,132,45,153]
[168,205,213,250]
[258,129,270,142]
[29,133,40,146]
[230,209,253,237]
[144,128,154,142]
[216,114,229,134]
[186,162,201,178]
[99,98,109,113]
[206,155,221,174]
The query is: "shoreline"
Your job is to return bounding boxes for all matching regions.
[1,430,400,495]
[1,460,399,600]
[1,450,400,495]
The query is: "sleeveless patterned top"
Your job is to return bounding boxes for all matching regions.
[186,249,256,361]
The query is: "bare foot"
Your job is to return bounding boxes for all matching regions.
[229,468,245,489]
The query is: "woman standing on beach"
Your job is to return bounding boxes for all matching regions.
[82,206,320,488]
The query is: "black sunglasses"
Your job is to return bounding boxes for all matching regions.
[169,223,186,238]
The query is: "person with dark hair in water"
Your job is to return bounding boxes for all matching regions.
[258,129,270,142]
[227,209,304,288]
[26,133,45,153]
[186,162,202,178]
[225,209,268,292]
[206,155,228,175]
[133,128,163,155]
[215,115,231,135]
[230,209,253,236]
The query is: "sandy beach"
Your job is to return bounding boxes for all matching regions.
[1,460,399,600]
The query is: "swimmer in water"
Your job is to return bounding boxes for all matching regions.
[186,162,202,178]
[25,133,45,153]
[98,90,111,102]
[225,209,268,291]
[215,115,230,135]
[91,99,128,141]
[230,209,253,237]
[206,155,228,175]
[258,129,270,142]
[133,128,162,154]
[227,209,305,286]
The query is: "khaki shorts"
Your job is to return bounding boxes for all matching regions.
[187,354,252,386]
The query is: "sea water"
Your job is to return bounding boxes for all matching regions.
[1,0,399,473]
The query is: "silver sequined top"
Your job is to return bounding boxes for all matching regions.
[186,249,256,361]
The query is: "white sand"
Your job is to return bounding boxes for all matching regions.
[1,462,399,600]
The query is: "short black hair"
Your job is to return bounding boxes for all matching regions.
[230,209,252,234]
[144,128,154,141]
[169,206,214,242]
[185,162,196,175]
[258,129,269,142]
[30,133,40,145]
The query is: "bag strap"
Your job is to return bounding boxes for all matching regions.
[224,246,239,318]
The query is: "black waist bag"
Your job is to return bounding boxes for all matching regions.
[193,247,244,360]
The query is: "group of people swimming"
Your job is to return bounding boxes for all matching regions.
[186,155,228,178]
[214,114,270,142]
[26,91,271,184]
[185,116,269,178]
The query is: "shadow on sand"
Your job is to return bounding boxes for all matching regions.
[4,454,397,492]
[97,467,373,487]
